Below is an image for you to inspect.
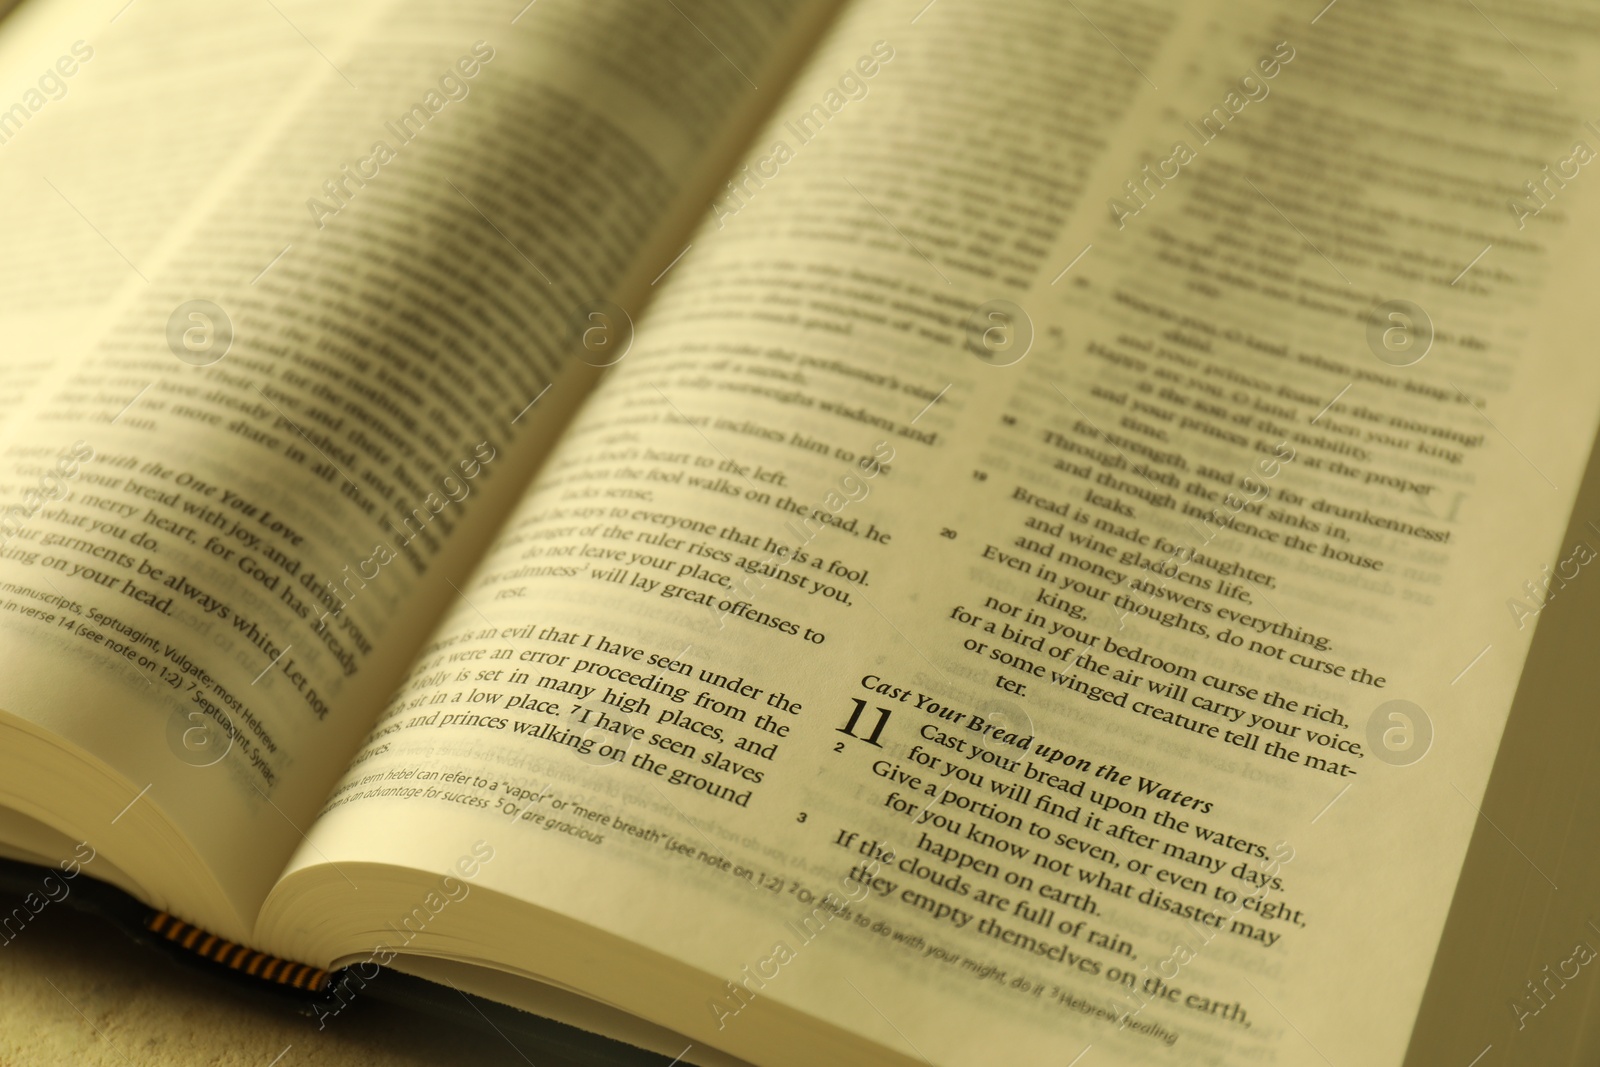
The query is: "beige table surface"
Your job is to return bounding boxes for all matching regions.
[0,906,546,1067]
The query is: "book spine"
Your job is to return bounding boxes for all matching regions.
[146,911,330,991]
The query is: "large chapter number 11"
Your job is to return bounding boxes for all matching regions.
[835,698,893,751]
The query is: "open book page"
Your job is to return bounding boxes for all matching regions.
[1004,4,1600,1063]
[0,0,834,939]
[269,2,1600,1066]
[0,0,401,423]
[265,0,1191,1052]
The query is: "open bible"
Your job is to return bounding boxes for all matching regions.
[4,0,1600,1063]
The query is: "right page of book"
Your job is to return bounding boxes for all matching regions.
[272,0,1600,1064]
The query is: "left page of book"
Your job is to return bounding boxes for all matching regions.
[0,0,838,941]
